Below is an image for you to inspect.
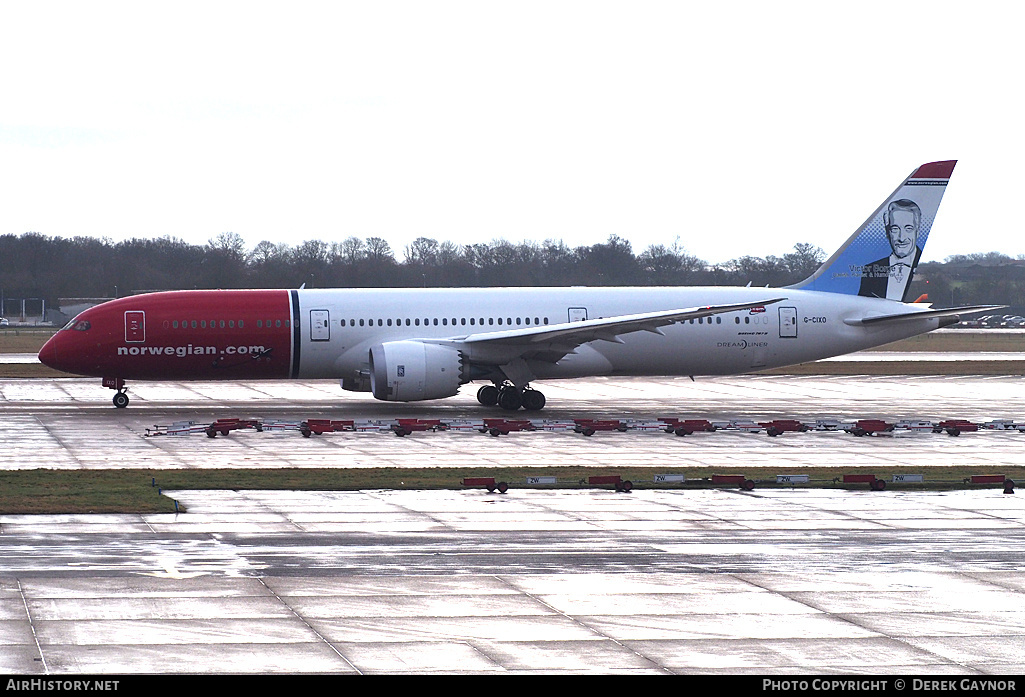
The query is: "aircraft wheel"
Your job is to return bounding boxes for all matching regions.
[497,387,522,411]
[521,389,546,411]
[477,384,499,406]
[112,392,129,409]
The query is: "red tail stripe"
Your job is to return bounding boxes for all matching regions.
[910,160,956,179]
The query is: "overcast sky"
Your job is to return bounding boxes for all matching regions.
[1,1,1021,265]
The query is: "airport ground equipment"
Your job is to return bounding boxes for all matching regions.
[299,419,355,437]
[204,418,262,438]
[982,420,1025,432]
[811,419,855,432]
[847,419,895,436]
[711,474,756,490]
[842,473,887,491]
[934,419,979,436]
[142,413,1025,446]
[461,477,509,493]
[391,418,448,437]
[759,419,810,436]
[661,418,717,436]
[588,475,633,492]
[480,418,537,436]
[894,419,938,433]
[573,419,629,436]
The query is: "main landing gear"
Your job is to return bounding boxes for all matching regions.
[476,383,546,411]
[103,377,129,409]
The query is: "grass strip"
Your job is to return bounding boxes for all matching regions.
[0,466,1021,515]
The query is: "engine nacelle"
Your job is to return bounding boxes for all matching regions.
[369,341,465,402]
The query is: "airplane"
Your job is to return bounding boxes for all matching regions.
[38,160,998,410]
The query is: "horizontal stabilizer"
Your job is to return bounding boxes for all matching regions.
[843,305,1006,326]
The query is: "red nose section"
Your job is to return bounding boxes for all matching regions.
[38,336,59,369]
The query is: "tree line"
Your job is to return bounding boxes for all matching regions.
[2,231,1024,310]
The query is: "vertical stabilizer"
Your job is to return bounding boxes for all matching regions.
[790,161,956,302]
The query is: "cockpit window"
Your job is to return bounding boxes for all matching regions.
[61,317,91,331]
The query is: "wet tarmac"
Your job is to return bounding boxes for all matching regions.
[1,375,1025,674]
[2,375,1025,472]
[1,488,1024,674]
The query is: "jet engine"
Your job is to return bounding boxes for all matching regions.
[369,341,466,401]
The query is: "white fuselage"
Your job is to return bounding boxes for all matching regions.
[294,286,937,381]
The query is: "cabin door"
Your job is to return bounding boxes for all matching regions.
[124,311,145,343]
[310,310,330,342]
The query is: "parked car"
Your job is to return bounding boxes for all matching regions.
[0,317,9,326]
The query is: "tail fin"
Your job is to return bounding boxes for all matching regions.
[790,161,956,302]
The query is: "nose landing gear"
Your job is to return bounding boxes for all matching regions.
[103,377,130,409]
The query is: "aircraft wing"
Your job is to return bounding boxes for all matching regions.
[843,304,1006,326]
[461,298,788,349]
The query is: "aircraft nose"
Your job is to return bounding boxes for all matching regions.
[38,335,59,369]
